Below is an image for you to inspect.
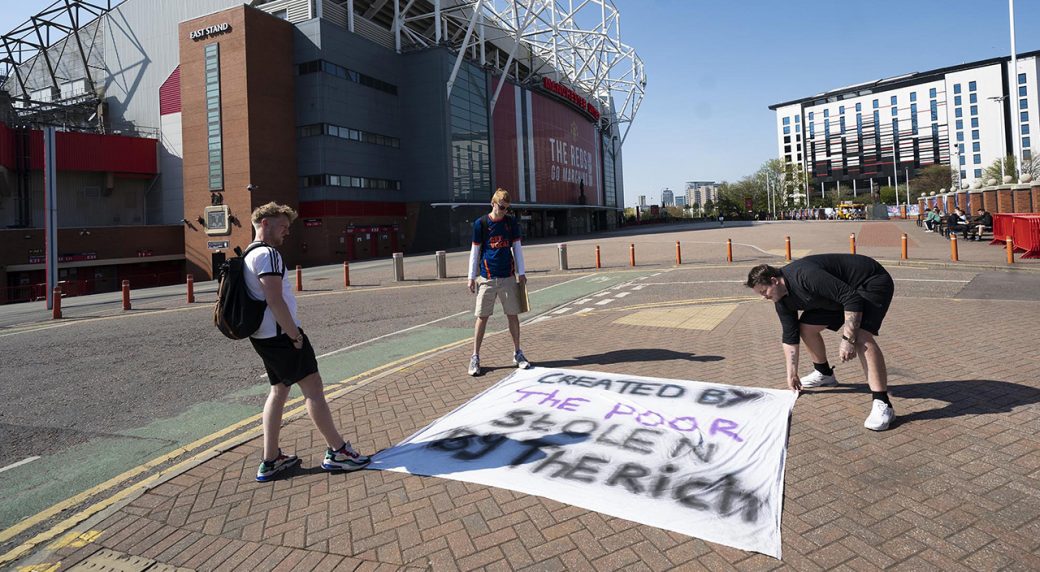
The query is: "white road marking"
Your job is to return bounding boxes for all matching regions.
[0,456,40,474]
[633,285,646,291]
[615,292,631,298]
[575,298,593,305]
[893,278,971,283]
[576,308,594,314]
[593,292,611,297]
[552,307,572,314]
[595,299,613,306]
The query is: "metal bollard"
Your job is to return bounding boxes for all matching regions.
[675,241,682,265]
[726,239,733,263]
[950,235,959,262]
[901,233,908,260]
[122,280,131,311]
[343,261,350,287]
[186,274,195,303]
[849,233,856,255]
[436,250,447,279]
[296,265,303,292]
[557,243,568,270]
[52,287,62,320]
[785,236,792,261]
[392,252,405,281]
[629,243,636,267]
[595,245,601,269]
[1006,236,1015,265]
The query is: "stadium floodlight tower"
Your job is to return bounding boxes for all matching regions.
[390,0,645,146]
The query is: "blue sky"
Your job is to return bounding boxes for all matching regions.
[4,1,1039,207]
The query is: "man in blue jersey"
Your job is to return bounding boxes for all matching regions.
[467,188,532,376]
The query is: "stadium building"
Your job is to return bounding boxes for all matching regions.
[770,52,1039,199]
[0,0,644,303]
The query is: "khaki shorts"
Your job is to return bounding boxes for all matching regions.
[475,276,521,317]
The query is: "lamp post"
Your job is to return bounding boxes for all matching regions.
[988,95,1009,181]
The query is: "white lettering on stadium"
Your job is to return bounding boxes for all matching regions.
[189,22,231,40]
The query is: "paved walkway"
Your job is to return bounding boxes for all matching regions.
[9,220,1040,570]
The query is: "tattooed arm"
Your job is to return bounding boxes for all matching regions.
[783,343,801,393]
[839,311,862,362]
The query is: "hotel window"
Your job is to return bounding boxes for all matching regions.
[930,100,938,121]
[960,155,966,165]
[1024,137,1031,149]
[969,93,977,104]
[892,105,898,116]
[783,125,790,134]
[911,103,918,134]
[1021,86,1028,97]
[1020,98,1028,110]
[953,84,960,95]
[840,117,845,134]
[970,105,977,116]
[974,169,982,178]
[1023,124,1030,135]
[824,109,829,117]
[1022,111,1029,122]
[973,153,981,164]
[954,95,962,106]
[972,129,979,140]
[873,99,879,109]
[1026,150,1033,160]
[890,95,897,105]
[972,142,980,152]
[958,144,965,154]
[794,115,800,123]
[956,119,963,130]
[956,132,964,142]
[968,81,976,91]
[856,102,862,112]
[839,106,844,114]
[955,108,962,118]
[1019,73,1027,84]
[970,118,979,128]
[910,92,917,102]
[783,116,790,125]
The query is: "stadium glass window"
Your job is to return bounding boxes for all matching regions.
[973,169,981,178]
[972,129,979,140]
[783,116,790,125]
[969,93,977,104]
[972,142,980,152]
[973,153,981,164]
[953,84,960,95]
[956,132,964,142]
[1021,86,1028,97]
[1020,98,1028,110]
[968,81,976,91]
[954,95,962,106]
[970,105,977,116]
[1019,73,1027,85]
[971,118,979,128]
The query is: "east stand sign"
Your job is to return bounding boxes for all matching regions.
[370,367,797,558]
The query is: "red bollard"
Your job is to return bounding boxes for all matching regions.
[296,265,303,292]
[595,245,601,269]
[726,239,733,263]
[122,280,131,310]
[849,233,856,255]
[901,233,908,260]
[629,243,636,267]
[785,236,792,261]
[52,287,62,320]
[1006,236,1015,265]
[675,241,682,265]
[343,261,351,286]
[950,235,959,262]
[186,274,195,303]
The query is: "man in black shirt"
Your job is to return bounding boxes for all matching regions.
[745,254,896,431]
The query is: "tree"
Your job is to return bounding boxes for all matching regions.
[982,155,1040,184]
[702,199,715,216]
[878,186,897,204]
[909,165,956,198]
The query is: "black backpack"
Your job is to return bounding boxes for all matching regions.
[214,242,268,340]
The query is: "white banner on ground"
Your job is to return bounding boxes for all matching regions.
[370,367,797,558]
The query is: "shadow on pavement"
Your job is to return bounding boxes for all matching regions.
[536,348,724,368]
[826,379,1040,423]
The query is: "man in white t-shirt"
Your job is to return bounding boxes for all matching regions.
[245,202,370,482]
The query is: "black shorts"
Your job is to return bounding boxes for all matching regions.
[249,329,319,386]
[799,273,894,337]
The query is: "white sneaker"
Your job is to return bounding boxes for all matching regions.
[799,370,837,388]
[864,399,895,431]
[513,350,532,369]
[467,355,481,376]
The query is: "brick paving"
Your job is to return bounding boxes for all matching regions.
[16,220,1040,570]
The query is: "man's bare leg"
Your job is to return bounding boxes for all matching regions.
[472,316,489,355]
[798,323,829,363]
[855,331,888,392]
[297,373,346,450]
[506,314,521,351]
[263,383,291,461]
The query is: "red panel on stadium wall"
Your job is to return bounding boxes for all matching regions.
[530,91,600,205]
[0,122,158,174]
[491,82,519,195]
[159,66,181,116]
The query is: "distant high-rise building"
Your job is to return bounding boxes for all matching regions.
[638,195,647,207]
[685,180,718,207]
[674,195,686,207]
[661,188,674,207]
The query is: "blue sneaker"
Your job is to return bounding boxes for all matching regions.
[256,450,299,482]
[322,441,371,471]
